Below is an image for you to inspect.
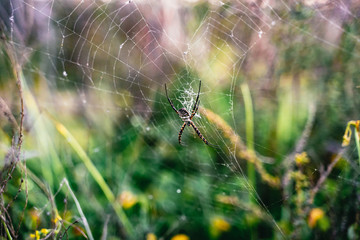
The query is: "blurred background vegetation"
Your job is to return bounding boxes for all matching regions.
[0,0,360,239]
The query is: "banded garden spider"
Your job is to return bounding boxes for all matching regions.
[165,81,217,147]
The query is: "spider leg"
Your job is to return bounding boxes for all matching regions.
[178,122,187,145]
[191,81,201,117]
[189,121,218,148]
[190,100,200,120]
[165,83,178,114]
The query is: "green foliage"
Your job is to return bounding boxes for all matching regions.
[1,1,360,240]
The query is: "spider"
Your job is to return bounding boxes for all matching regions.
[165,81,216,147]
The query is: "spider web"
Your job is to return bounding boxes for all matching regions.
[2,0,360,239]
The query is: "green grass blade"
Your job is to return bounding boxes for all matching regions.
[241,83,256,186]
[61,178,94,240]
[53,120,135,238]
[354,128,360,165]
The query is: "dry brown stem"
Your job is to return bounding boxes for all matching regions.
[200,107,280,188]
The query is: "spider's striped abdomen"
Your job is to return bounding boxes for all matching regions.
[178,108,191,122]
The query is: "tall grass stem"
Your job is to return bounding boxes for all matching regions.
[53,120,135,238]
[241,83,255,187]
[354,128,360,166]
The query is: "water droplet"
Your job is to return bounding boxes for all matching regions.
[176,189,181,194]
[63,71,68,77]
[271,21,276,26]
[258,30,263,38]
[146,127,150,131]
[82,99,87,104]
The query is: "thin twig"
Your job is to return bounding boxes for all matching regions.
[60,219,81,240]
[101,215,110,240]
[1,213,13,240]
[282,103,316,191]
[61,178,94,240]
[0,39,27,238]
[14,66,24,153]
[307,148,346,207]
[16,164,28,236]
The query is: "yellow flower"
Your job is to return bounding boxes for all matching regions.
[53,213,62,224]
[211,216,231,232]
[308,208,324,228]
[40,228,50,234]
[170,234,190,240]
[295,152,310,167]
[146,233,157,240]
[35,230,40,240]
[118,191,138,209]
[30,228,50,239]
[342,120,360,147]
